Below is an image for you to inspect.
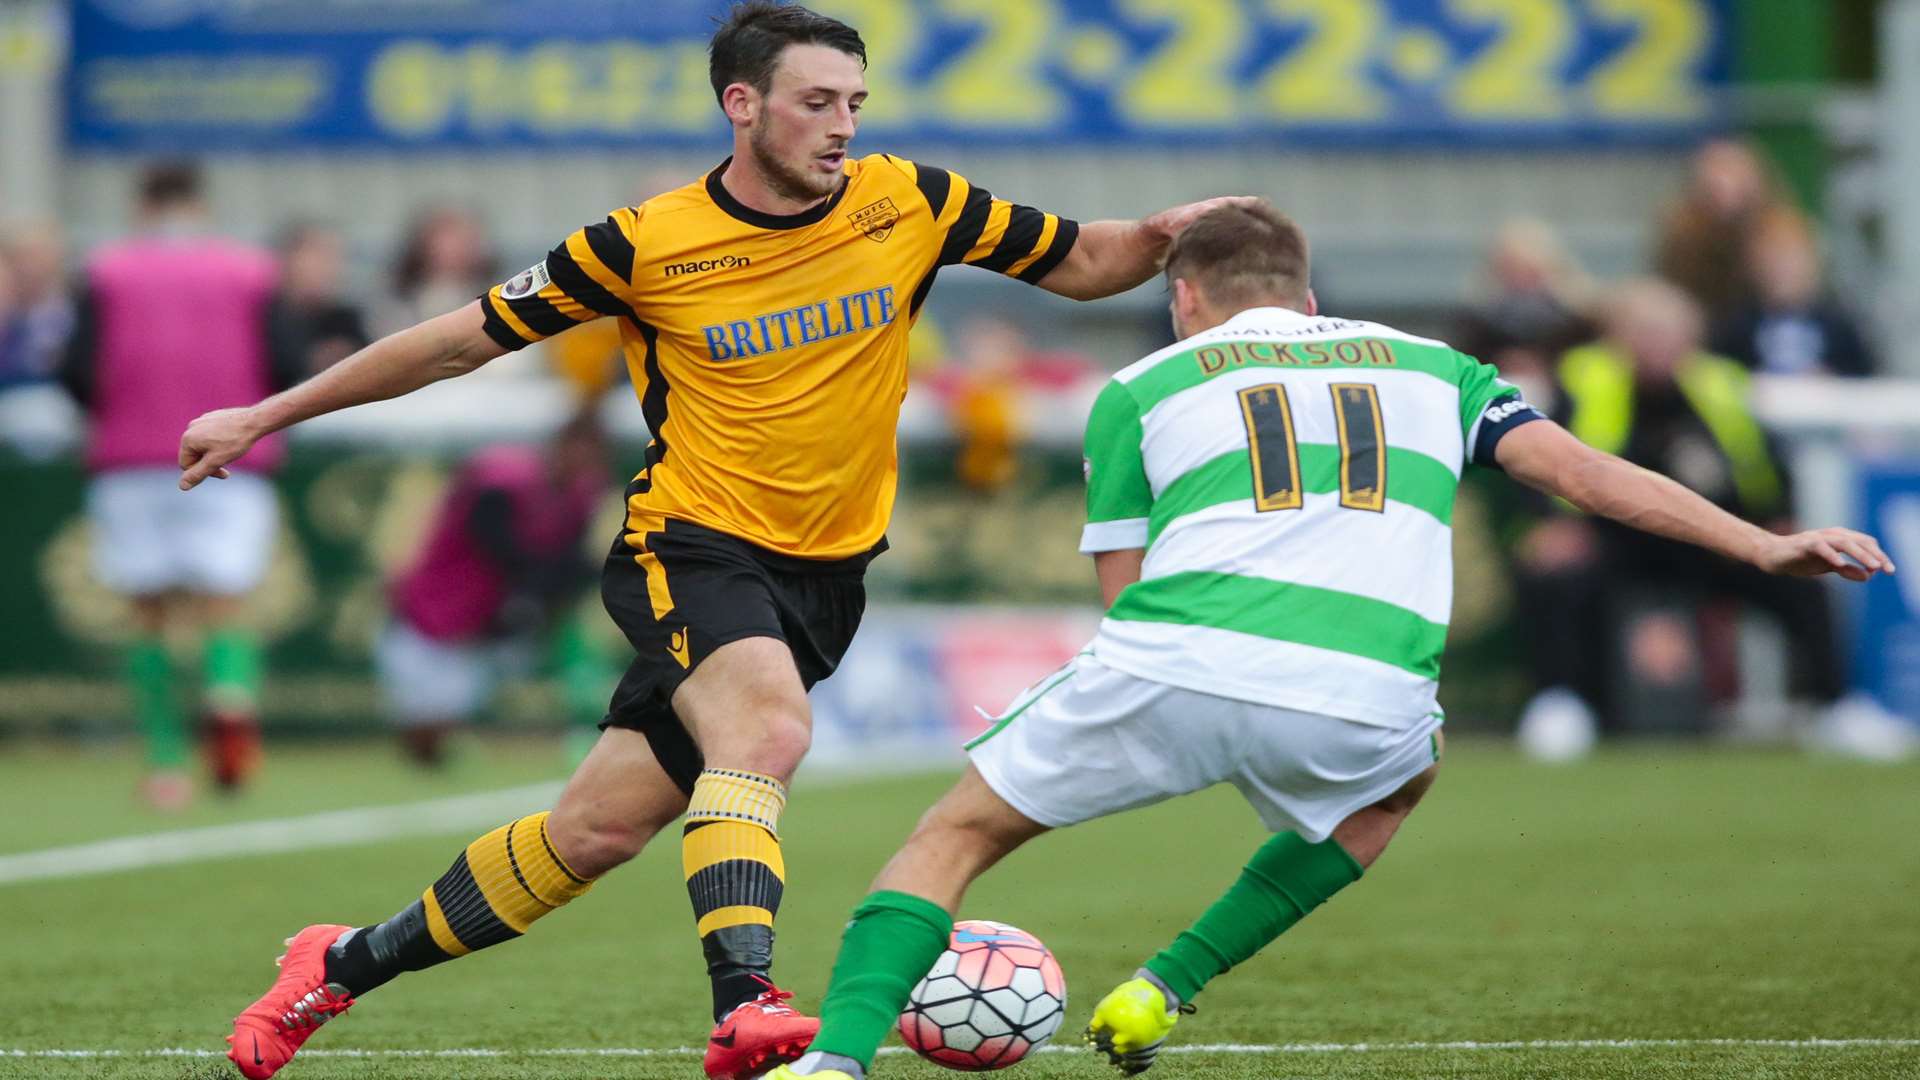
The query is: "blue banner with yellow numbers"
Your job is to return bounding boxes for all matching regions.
[68,0,1729,150]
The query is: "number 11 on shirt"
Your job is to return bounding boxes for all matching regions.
[1237,383,1387,514]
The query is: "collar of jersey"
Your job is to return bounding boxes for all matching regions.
[705,157,851,230]
[1219,305,1316,332]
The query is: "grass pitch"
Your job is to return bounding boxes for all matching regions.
[1,737,1917,1079]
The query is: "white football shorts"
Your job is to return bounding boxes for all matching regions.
[967,653,1442,843]
[375,619,535,727]
[88,467,278,597]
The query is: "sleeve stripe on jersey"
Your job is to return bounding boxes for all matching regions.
[970,204,1048,274]
[937,184,995,267]
[911,163,953,222]
[1080,518,1149,554]
[480,292,536,350]
[1002,215,1060,280]
[549,233,642,325]
[1015,217,1079,284]
[960,200,1014,265]
[496,286,579,338]
[584,215,638,286]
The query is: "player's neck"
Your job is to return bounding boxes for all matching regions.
[719,152,835,218]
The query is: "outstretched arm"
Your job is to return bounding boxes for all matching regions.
[1037,197,1261,302]
[1494,419,1894,580]
[179,300,505,489]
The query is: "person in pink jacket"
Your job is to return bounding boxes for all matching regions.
[61,163,296,809]
[379,411,610,766]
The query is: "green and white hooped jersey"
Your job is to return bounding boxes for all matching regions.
[1080,306,1544,729]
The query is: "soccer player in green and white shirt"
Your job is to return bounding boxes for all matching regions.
[768,202,1894,1080]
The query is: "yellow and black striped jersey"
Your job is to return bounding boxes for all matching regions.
[480,154,1078,560]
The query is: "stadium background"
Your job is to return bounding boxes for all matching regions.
[2,3,1920,1077]
[4,0,1916,749]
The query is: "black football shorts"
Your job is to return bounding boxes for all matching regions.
[598,515,874,794]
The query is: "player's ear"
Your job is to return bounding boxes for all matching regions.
[721,82,758,128]
[1305,288,1318,316]
[1170,276,1202,336]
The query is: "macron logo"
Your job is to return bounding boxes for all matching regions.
[664,255,752,277]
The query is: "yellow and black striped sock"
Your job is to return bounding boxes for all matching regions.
[683,768,787,1021]
[324,811,594,995]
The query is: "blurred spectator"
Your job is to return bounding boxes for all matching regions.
[942,317,1025,491]
[1654,138,1796,327]
[3,222,75,381]
[1513,279,1850,742]
[379,409,612,766]
[920,316,1100,492]
[0,222,81,458]
[266,223,370,379]
[1454,218,1596,405]
[1711,209,1875,377]
[60,162,287,809]
[546,319,625,397]
[378,206,498,337]
[0,253,24,383]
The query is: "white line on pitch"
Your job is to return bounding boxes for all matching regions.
[0,756,945,888]
[0,782,563,887]
[7,1038,1919,1059]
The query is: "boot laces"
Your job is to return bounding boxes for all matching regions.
[745,975,797,1014]
[277,985,352,1032]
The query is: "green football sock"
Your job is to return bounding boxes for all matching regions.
[1145,831,1363,1004]
[203,628,263,713]
[129,639,185,767]
[812,890,954,1069]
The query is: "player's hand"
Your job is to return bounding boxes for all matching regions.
[1140,196,1264,245]
[1754,527,1895,581]
[178,407,264,490]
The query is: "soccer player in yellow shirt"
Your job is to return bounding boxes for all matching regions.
[181,5,1250,1078]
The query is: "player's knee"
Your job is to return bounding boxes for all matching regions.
[709,701,812,780]
[545,805,658,879]
[1379,761,1441,817]
[761,707,813,773]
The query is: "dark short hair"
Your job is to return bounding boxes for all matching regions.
[1163,201,1311,309]
[709,1,866,106]
[138,161,203,209]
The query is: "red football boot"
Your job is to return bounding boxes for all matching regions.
[203,710,263,792]
[704,982,820,1080]
[227,924,355,1079]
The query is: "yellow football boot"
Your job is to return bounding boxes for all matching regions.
[1084,977,1196,1074]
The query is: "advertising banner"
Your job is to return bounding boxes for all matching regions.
[70,0,1728,150]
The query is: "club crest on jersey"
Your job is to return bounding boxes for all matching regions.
[848,197,899,243]
[501,261,551,300]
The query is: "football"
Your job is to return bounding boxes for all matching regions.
[897,919,1067,1071]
